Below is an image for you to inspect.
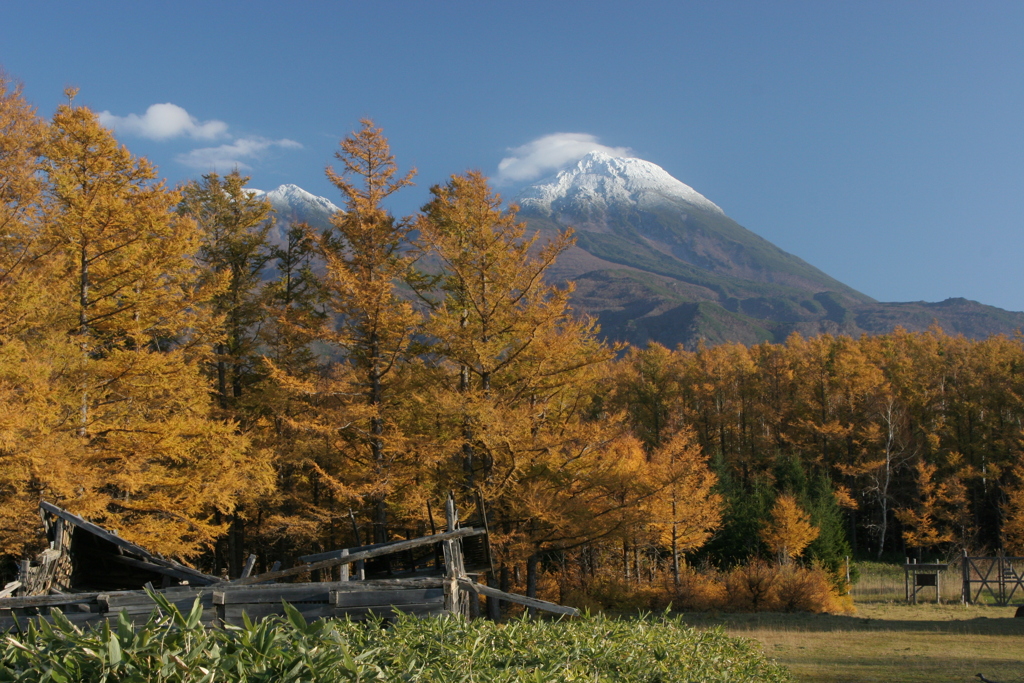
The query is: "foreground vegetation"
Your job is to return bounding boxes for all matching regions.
[0,597,791,682]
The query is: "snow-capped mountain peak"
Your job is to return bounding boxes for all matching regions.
[248,184,342,217]
[245,184,340,250]
[516,151,723,217]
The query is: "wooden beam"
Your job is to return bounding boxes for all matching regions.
[216,577,443,594]
[240,554,257,578]
[456,579,579,616]
[230,527,487,587]
[40,501,157,561]
[108,555,212,584]
[298,540,391,564]
[297,527,484,564]
[38,501,221,585]
[0,592,101,609]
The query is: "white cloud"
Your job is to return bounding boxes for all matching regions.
[98,103,228,141]
[100,102,303,172]
[496,133,632,184]
[175,137,303,171]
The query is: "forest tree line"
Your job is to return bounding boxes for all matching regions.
[1,75,1022,593]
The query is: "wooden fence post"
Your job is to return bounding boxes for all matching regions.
[240,554,257,578]
[443,538,467,617]
[445,495,457,532]
[17,560,30,597]
[339,549,349,582]
[962,550,969,604]
[998,554,1005,606]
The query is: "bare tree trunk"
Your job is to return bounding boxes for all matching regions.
[526,553,540,617]
[78,246,90,437]
[228,513,244,578]
[486,574,501,621]
[672,500,680,585]
[369,339,388,544]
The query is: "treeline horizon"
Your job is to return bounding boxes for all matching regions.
[1,74,1022,594]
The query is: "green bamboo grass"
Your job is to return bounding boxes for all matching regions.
[0,592,791,682]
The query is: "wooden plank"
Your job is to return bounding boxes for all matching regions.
[331,577,444,591]
[38,501,221,586]
[0,616,24,631]
[213,586,332,605]
[155,585,214,598]
[108,555,207,583]
[292,527,486,565]
[147,560,220,586]
[337,578,443,590]
[331,603,444,619]
[0,612,104,631]
[202,577,443,598]
[299,541,391,564]
[100,590,211,610]
[100,610,220,629]
[228,529,484,586]
[331,588,443,608]
[445,496,456,531]
[456,579,579,616]
[220,602,443,625]
[240,554,258,578]
[0,593,101,609]
[40,501,157,561]
[60,602,99,614]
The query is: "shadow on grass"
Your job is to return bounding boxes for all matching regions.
[677,608,1024,636]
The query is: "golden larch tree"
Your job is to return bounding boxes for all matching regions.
[178,170,276,575]
[761,494,819,562]
[0,76,77,554]
[1002,465,1024,554]
[417,171,651,599]
[24,94,266,558]
[179,170,274,417]
[647,429,722,580]
[270,120,423,547]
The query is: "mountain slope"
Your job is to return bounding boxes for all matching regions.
[514,152,1024,347]
[250,175,1024,348]
[248,184,340,248]
[518,152,869,302]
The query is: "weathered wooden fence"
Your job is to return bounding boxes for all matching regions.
[961,552,1024,606]
[0,498,578,630]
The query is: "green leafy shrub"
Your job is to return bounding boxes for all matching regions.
[0,593,791,682]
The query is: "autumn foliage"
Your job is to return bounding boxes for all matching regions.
[761,495,819,562]
[3,72,1024,608]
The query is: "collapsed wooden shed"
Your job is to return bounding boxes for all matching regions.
[0,501,576,630]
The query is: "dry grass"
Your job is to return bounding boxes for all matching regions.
[679,602,1024,682]
[851,561,965,604]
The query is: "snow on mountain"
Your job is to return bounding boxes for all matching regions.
[516,151,723,219]
[248,184,342,221]
[247,184,340,249]
[246,184,339,248]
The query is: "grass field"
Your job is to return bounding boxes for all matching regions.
[850,561,965,603]
[679,562,1024,683]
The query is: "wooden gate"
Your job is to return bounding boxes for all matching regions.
[961,552,1024,606]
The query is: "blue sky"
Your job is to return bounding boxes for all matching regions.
[5,2,1024,311]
